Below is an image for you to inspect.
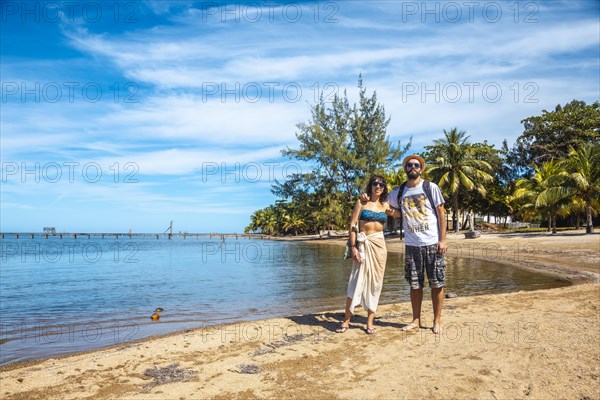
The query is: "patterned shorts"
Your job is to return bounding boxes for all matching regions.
[404,244,445,289]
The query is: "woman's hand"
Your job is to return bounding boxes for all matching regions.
[352,246,361,263]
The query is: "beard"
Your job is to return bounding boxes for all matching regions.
[407,169,420,180]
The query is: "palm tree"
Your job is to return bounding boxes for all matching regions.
[513,160,571,233]
[544,144,600,233]
[245,208,278,235]
[568,198,587,230]
[282,213,306,236]
[278,201,307,236]
[385,170,405,190]
[426,128,494,232]
[245,211,261,233]
[261,207,278,235]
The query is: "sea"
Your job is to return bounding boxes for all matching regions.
[0,235,570,366]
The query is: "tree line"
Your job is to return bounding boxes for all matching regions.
[245,78,600,236]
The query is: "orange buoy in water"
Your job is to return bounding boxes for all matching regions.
[155,307,164,312]
[151,313,160,320]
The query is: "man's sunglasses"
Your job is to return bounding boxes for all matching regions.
[371,181,386,188]
[406,163,421,168]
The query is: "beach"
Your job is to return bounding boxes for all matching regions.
[1,231,598,400]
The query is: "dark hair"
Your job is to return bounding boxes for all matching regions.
[365,174,388,203]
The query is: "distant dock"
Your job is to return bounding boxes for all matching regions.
[0,232,271,240]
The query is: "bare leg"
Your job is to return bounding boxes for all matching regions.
[343,297,352,325]
[402,288,423,330]
[336,297,352,332]
[431,287,444,334]
[367,309,376,331]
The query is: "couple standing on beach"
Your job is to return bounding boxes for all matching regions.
[337,155,448,335]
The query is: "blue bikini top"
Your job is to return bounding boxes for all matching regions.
[359,209,387,224]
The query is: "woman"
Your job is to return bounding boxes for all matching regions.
[336,175,394,335]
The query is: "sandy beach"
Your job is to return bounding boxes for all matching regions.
[1,231,599,400]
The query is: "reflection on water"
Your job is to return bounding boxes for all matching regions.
[0,237,569,365]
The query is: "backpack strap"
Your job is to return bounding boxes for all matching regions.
[396,182,407,240]
[423,179,442,241]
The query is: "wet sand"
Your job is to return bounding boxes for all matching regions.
[1,231,599,399]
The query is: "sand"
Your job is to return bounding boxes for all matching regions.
[1,231,599,400]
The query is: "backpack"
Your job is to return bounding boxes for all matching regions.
[396,179,438,240]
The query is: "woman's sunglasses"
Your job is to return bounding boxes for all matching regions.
[371,181,386,188]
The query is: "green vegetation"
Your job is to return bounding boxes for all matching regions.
[246,77,410,235]
[424,128,495,233]
[246,87,600,236]
[537,144,599,234]
[511,100,600,167]
[513,160,571,234]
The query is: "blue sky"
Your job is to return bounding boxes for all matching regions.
[1,0,599,233]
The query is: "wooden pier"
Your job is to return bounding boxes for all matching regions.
[0,232,271,240]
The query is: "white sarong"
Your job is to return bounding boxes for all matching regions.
[347,231,387,313]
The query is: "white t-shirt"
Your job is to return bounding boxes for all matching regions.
[388,180,445,246]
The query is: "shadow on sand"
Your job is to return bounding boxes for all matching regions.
[286,311,415,333]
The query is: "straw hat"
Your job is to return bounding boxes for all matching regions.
[402,154,426,171]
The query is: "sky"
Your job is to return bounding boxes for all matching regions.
[1,0,599,233]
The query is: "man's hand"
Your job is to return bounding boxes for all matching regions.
[437,240,448,254]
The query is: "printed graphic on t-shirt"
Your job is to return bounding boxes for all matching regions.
[402,194,430,233]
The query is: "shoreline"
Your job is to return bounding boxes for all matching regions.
[281,230,600,282]
[1,232,598,399]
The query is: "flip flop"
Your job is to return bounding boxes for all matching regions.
[335,324,349,333]
[365,327,377,335]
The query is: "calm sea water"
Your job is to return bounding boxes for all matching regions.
[0,235,569,365]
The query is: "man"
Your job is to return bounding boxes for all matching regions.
[385,155,448,334]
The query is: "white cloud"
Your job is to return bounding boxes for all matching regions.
[95,146,285,176]
[101,94,307,144]
[59,13,599,97]
[2,0,598,232]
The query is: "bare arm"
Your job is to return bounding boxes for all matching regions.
[349,200,363,262]
[349,200,362,244]
[436,204,447,254]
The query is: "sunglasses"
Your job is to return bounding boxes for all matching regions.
[406,162,421,168]
[371,181,386,188]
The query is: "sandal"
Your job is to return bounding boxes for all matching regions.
[335,324,349,333]
[365,327,377,335]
